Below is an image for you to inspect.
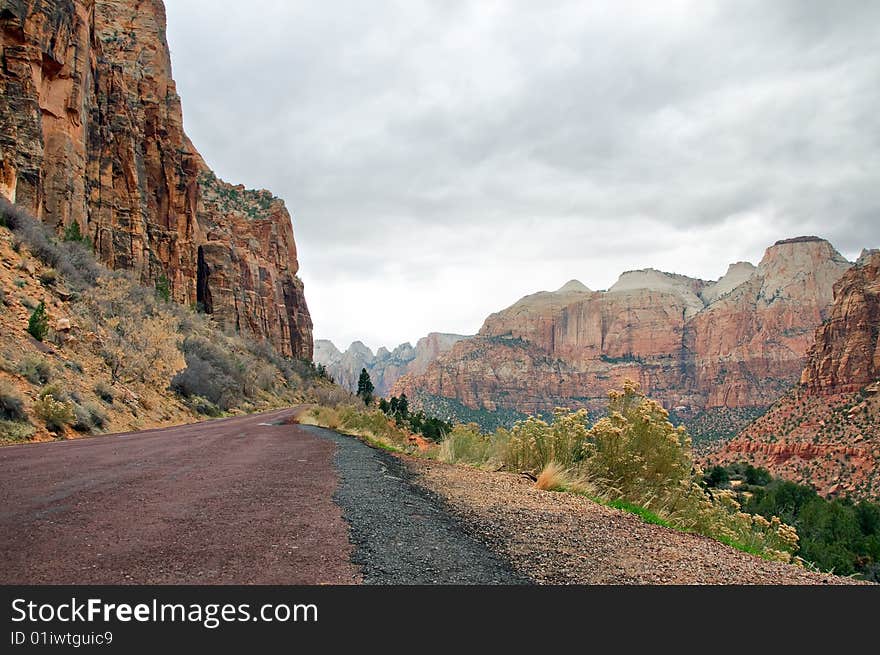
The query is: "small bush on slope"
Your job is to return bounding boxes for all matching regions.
[0,198,100,291]
[17,357,52,385]
[33,395,74,433]
[0,382,28,422]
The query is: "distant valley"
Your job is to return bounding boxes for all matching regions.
[315,333,469,396]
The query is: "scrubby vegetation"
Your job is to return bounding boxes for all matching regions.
[431,381,799,562]
[379,394,453,442]
[674,406,768,446]
[1,199,101,291]
[0,197,338,440]
[706,462,880,581]
[409,390,528,432]
[300,404,416,453]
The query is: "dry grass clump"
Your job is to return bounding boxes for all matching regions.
[535,461,594,495]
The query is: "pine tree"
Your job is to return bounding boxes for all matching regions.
[27,301,49,341]
[63,221,83,242]
[356,368,374,406]
[155,274,171,302]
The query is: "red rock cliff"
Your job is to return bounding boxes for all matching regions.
[707,251,880,499]
[0,0,312,358]
[800,251,880,393]
[393,238,851,433]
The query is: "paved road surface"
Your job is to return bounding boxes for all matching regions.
[0,409,523,584]
[0,408,359,584]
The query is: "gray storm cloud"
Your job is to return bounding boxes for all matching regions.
[165,0,880,349]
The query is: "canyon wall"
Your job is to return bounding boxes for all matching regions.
[0,0,312,357]
[393,238,851,435]
[708,251,880,499]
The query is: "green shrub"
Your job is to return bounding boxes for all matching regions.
[0,419,36,442]
[155,273,171,302]
[27,301,49,340]
[38,268,58,286]
[0,382,27,421]
[438,423,493,465]
[94,381,114,404]
[83,401,108,429]
[63,221,85,243]
[33,394,74,433]
[187,395,222,417]
[18,356,52,385]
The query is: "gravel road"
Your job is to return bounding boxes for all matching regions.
[300,426,527,584]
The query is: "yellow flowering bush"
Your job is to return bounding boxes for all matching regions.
[503,408,590,471]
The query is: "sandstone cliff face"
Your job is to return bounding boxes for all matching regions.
[707,252,880,499]
[315,333,469,396]
[0,0,311,357]
[800,251,880,393]
[393,238,851,435]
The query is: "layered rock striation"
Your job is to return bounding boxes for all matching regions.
[393,238,852,435]
[708,251,880,499]
[0,0,311,357]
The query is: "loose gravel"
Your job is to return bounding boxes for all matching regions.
[404,457,866,585]
[300,426,528,584]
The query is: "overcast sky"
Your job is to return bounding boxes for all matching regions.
[165,1,879,352]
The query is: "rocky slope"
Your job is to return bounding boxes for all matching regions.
[0,208,329,445]
[315,333,469,396]
[393,238,852,434]
[0,0,311,357]
[707,251,880,499]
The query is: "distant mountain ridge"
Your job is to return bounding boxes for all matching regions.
[315,333,469,396]
[392,237,853,435]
